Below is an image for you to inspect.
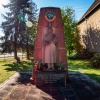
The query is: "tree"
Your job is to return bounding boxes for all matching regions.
[1,0,37,62]
[0,36,13,53]
[25,22,37,60]
[23,1,38,60]
[61,7,78,55]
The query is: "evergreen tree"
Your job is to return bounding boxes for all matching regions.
[1,0,38,62]
[23,1,38,60]
[25,23,37,60]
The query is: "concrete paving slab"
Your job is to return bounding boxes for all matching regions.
[0,72,100,100]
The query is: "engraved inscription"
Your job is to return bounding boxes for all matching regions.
[36,73,65,83]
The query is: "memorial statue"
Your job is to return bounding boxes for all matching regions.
[31,7,68,85]
[43,27,57,70]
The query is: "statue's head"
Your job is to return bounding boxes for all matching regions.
[48,27,53,33]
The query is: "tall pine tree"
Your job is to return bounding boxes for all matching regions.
[1,0,38,62]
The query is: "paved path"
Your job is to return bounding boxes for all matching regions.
[0,72,100,100]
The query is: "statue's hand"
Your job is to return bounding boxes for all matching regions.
[43,42,46,46]
[53,38,57,44]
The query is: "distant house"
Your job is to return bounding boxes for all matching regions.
[78,0,100,52]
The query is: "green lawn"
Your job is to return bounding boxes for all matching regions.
[0,59,100,84]
[68,59,100,83]
[0,61,33,83]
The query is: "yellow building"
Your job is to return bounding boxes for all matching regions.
[78,0,100,52]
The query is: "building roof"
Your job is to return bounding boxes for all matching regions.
[78,0,100,24]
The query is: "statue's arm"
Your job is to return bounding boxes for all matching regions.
[43,37,46,46]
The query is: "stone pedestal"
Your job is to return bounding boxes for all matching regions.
[35,70,67,87]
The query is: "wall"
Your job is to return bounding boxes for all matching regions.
[78,8,100,52]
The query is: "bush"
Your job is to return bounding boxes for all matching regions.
[77,49,94,59]
[68,51,94,60]
[68,53,80,60]
[90,53,100,68]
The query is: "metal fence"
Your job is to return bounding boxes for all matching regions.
[0,53,26,61]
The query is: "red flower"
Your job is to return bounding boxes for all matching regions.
[34,65,38,71]
[43,67,46,71]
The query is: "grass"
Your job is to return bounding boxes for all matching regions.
[0,61,15,83]
[68,59,100,83]
[0,61,33,83]
[0,59,100,84]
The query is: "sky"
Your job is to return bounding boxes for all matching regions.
[0,0,94,37]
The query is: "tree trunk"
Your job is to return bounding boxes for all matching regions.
[26,41,30,60]
[14,36,20,63]
[14,19,20,63]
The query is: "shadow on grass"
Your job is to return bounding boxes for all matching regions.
[86,73,100,84]
[3,61,33,72]
[68,59,97,71]
[68,59,100,83]
[68,60,100,76]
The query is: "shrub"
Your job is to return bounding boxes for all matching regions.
[90,53,100,68]
[68,53,80,60]
[68,51,94,60]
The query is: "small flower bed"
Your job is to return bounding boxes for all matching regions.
[33,59,65,71]
[33,59,42,71]
[55,61,65,70]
